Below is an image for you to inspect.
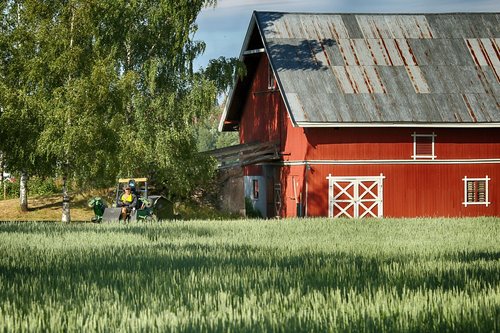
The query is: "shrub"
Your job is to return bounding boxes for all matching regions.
[245,196,262,218]
[1,176,61,199]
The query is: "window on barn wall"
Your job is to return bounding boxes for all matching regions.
[268,63,275,90]
[463,176,490,207]
[412,132,436,160]
[253,179,259,199]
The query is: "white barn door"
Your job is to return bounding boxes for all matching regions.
[327,174,385,218]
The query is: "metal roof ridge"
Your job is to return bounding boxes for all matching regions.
[254,11,500,15]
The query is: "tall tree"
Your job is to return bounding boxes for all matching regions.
[0,0,53,211]
[1,0,221,221]
[86,0,220,198]
[1,0,231,221]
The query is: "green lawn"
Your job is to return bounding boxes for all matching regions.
[0,218,499,332]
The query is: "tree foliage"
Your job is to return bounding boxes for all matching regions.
[195,56,245,152]
[196,109,239,152]
[1,0,226,205]
[0,0,53,178]
[201,56,246,96]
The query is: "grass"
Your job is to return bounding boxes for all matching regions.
[0,194,94,221]
[0,194,234,222]
[0,218,499,332]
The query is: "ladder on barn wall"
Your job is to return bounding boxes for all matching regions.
[327,174,385,218]
[274,183,282,217]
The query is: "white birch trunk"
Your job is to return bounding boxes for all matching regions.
[61,8,74,224]
[0,152,5,200]
[19,172,28,211]
[61,176,71,223]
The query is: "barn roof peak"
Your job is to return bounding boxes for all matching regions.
[220,11,500,131]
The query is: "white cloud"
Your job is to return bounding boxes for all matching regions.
[209,0,311,10]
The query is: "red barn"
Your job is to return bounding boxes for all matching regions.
[218,12,500,218]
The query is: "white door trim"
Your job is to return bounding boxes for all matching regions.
[327,174,385,218]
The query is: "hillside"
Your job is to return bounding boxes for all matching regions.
[0,195,94,222]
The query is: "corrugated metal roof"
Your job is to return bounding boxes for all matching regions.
[238,12,500,127]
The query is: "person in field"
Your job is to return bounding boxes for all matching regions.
[118,186,137,221]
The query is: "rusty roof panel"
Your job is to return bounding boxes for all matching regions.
[405,66,430,93]
[298,16,322,40]
[351,39,374,66]
[268,14,351,40]
[383,39,406,66]
[284,15,308,39]
[365,38,392,65]
[306,39,330,68]
[364,66,387,94]
[466,38,489,66]
[329,66,387,95]
[465,38,500,80]
[356,15,393,39]
[461,93,497,122]
[476,66,500,94]
[395,39,418,66]
[356,15,434,39]
[385,15,435,38]
[331,66,355,94]
[346,66,370,93]
[480,38,499,67]
[304,15,350,40]
[326,16,350,39]
[461,94,479,122]
[337,39,359,66]
[322,39,345,66]
[448,39,477,66]
[485,67,500,91]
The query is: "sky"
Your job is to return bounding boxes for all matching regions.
[193,0,500,70]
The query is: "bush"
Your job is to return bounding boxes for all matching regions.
[30,177,61,196]
[2,180,19,199]
[245,197,262,218]
[1,176,61,199]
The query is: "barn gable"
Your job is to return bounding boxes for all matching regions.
[220,12,500,130]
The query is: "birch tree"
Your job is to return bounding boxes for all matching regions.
[2,0,222,220]
[35,1,128,222]
[0,0,51,211]
[96,0,219,197]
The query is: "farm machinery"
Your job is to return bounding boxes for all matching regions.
[88,178,173,222]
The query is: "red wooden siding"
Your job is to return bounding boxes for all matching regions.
[303,163,499,217]
[239,55,283,145]
[235,53,500,218]
[282,127,500,162]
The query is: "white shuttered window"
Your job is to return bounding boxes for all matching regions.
[463,176,490,207]
[412,132,436,160]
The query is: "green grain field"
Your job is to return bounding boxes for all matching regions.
[0,218,499,332]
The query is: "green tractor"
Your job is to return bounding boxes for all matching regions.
[88,178,174,222]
